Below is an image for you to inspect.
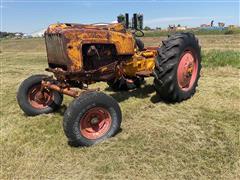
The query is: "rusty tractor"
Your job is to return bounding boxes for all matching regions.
[17,14,201,146]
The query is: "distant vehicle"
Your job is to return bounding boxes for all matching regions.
[14,33,23,38]
[22,34,33,38]
[30,29,46,37]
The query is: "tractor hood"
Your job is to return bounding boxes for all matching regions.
[45,23,127,34]
[44,23,135,71]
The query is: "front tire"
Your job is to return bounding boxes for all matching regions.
[17,74,63,116]
[63,92,122,147]
[153,33,201,102]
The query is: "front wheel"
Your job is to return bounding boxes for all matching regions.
[153,33,201,102]
[17,74,63,116]
[63,92,122,147]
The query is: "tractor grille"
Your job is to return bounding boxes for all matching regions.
[45,33,68,70]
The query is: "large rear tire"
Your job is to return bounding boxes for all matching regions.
[153,33,201,102]
[63,92,122,147]
[17,74,63,116]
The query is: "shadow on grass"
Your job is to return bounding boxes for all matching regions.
[106,84,156,103]
[106,84,168,104]
[54,104,67,116]
[67,128,123,148]
[54,84,166,117]
[150,94,163,104]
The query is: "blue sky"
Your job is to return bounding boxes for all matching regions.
[1,0,239,33]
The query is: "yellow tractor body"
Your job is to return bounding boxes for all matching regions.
[17,16,201,147]
[45,23,157,82]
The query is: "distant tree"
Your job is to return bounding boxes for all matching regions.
[0,31,8,38]
[0,31,25,38]
[144,26,151,31]
[156,27,162,30]
[0,31,15,38]
[177,24,181,27]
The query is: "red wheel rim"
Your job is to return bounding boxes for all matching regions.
[80,107,112,140]
[177,49,198,91]
[27,84,54,109]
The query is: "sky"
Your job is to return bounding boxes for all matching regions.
[1,0,239,33]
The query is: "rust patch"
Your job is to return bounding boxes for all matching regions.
[45,61,118,83]
[45,23,135,71]
[44,22,159,86]
[42,80,99,98]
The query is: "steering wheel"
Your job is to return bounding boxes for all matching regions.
[133,29,144,37]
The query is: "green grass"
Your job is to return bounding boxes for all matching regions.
[143,28,240,37]
[202,50,240,68]
[1,37,240,179]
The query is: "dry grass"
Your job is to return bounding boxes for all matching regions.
[0,35,240,179]
[142,34,240,51]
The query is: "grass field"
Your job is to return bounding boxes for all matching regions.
[0,35,240,179]
[143,28,240,37]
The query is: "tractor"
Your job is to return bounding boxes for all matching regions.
[17,14,201,146]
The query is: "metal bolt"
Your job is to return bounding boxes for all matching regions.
[91,117,99,125]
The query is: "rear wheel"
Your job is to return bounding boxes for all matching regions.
[153,33,201,102]
[63,92,122,147]
[17,74,63,116]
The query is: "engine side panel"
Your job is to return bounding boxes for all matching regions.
[122,51,157,77]
[45,23,135,71]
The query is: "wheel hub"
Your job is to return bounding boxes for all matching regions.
[28,85,54,109]
[177,50,198,91]
[80,107,112,139]
[90,117,99,125]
